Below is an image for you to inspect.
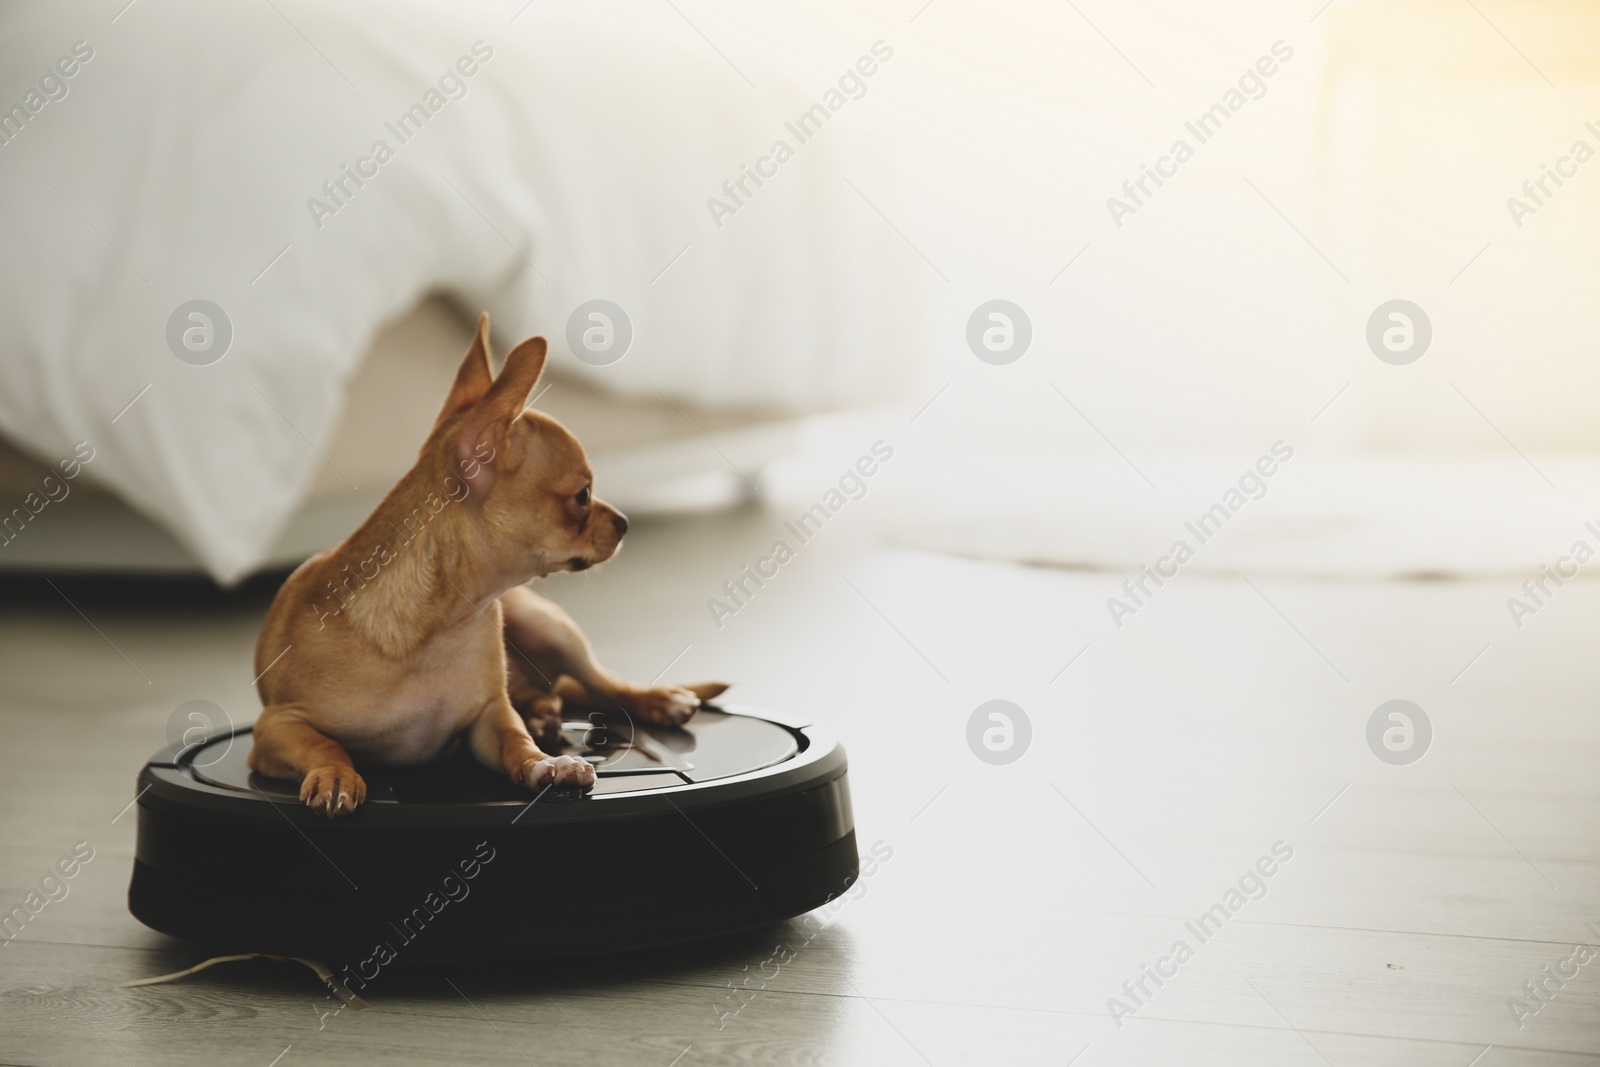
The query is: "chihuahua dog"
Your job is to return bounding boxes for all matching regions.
[248,313,726,817]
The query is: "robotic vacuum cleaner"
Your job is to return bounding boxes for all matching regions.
[128,704,856,962]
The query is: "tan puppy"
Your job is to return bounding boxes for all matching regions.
[248,314,726,817]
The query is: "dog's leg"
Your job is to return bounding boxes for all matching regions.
[248,708,368,818]
[466,694,595,792]
[505,650,566,749]
[516,689,565,751]
[554,677,730,725]
[499,585,729,727]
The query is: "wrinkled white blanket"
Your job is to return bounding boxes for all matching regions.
[0,0,917,581]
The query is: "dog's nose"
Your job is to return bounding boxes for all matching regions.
[613,510,629,537]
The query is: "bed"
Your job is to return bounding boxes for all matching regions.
[0,1,920,582]
[0,295,810,574]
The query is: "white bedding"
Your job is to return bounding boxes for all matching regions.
[0,1,919,582]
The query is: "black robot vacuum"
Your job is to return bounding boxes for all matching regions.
[129,704,856,963]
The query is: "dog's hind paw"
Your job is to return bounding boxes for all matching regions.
[299,766,367,819]
[517,692,564,749]
[628,685,703,727]
[518,753,596,792]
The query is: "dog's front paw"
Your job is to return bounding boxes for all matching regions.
[300,766,367,818]
[629,685,702,727]
[516,753,596,792]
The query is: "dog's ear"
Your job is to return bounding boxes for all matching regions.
[481,335,548,418]
[434,313,495,429]
[455,335,548,493]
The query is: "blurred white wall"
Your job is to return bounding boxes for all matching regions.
[556,0,1599,462]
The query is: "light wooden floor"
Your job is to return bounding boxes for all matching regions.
[2,506,1598,1065]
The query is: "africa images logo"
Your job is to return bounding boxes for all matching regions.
[1106,841,1295,1028]
[705,41,894,229]
[305,42,494,230]
[1105,40,1293,228]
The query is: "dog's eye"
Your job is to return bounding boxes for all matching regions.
[575,486,590,507]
